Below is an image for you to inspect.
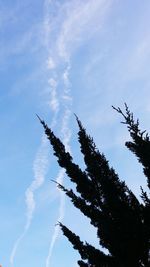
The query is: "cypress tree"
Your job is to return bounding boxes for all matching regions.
[38,104,150,267]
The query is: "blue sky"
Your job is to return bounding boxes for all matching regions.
[1,1,150,266]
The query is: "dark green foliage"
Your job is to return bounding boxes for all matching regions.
[38,105,150,267]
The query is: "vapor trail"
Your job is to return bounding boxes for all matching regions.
[11,0,111,264]
[45,126,71,267]
[45,168,65,267]
[10,135,49,265]
[45,60,72,267]
[44,0,111,266]
[10,67,60,266]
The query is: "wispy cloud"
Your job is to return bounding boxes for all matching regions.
[56,0,112,60]
[9,18,61,265]
[10,136,49,265]
[10,0,113,265]
[5,1,150,266]
[10,69,64,264]
[43,1,113,266]
[48,78,59,112]
[45,108,72,267]
[45,168,65,267]
[45,61,72,266]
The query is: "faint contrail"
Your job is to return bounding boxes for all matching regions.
[43,3,73,265]
[44,0,113,266]
[10,135,49,265]
[45,61,72,267]
[45,123,71,267]
[45,168,65,267]
[10,72,60,266]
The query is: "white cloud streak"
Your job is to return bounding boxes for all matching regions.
[45,169,65,267]
[10,39,61,267]
[43,4,73,266]
[10,136,49,266]
[10,74,61,264]
[10,0,112,264]
[48,77,59,112]
[56,0,112,60]
[45,61,72,267]
[10,112,60,266]
[43,1,112,266]
[10,0,113,265]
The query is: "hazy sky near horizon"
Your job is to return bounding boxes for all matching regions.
[1,1,150,267]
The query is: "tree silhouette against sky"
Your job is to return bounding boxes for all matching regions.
[39,104,150,267]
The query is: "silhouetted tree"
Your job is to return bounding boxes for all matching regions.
[38,104,150,267]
